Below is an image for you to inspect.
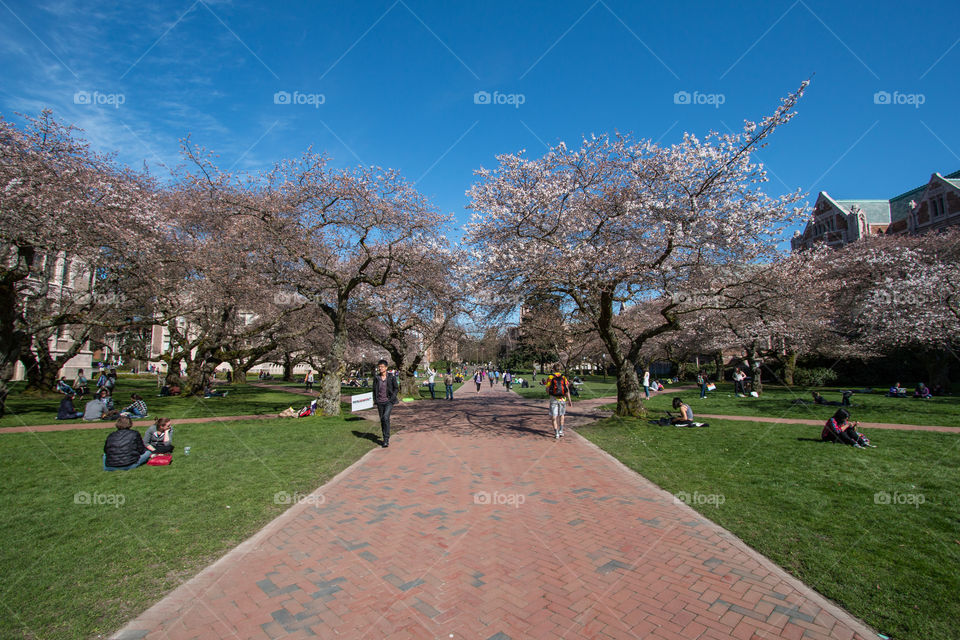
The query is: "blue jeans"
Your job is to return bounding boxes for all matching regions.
[445,384,454,400]
[428,382,435,399]
[57,411,83,420]
[700,383,707,398]
[125,408,146,418]
[103,451,151,471]
[643,385,650,399]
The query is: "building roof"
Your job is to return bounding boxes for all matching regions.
[832,199,891,224]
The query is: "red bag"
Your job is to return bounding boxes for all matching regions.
[146,454,172,466]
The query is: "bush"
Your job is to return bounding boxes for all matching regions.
[677,362,700,382]
[793,367,839,388]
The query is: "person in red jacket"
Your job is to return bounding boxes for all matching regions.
[821,409,874,448]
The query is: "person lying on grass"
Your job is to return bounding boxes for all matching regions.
[821,409,875,448]
[669,397,709,428]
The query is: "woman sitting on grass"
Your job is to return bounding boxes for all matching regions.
[821,409,875,448]
[56,393,83,420]
[103,415,151,471]
[143,417,173,456]
[670,397,709,428]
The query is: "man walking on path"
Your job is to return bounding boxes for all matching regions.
[443,369,454,400]
[545,365,572,439]
[372,359,399,447]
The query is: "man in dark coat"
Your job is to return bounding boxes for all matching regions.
[372,359,399,447]
[103,415,150,470]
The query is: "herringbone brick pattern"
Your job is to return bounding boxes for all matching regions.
[112,384,876,640]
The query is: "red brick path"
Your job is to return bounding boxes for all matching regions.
[111,383,876,640]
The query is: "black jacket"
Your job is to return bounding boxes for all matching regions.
[57,396,78,420]
[372,372,399,405]
[103,429,146,467]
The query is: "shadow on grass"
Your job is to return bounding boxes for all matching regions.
[351,430,381,444]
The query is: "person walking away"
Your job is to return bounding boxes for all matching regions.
[372,359,399,447]
[504,370,512,390]
[545,365,572,439]
[426,366,437,399]
[443,369,454,400]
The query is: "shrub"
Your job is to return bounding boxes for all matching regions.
[793,367,839,388]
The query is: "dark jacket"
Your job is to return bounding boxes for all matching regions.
[57,397,78,420]
[372,372,399,405]
[103,429,146,467]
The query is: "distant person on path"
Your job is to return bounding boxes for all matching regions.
[372,359,399,448]
[503,370,512,390]
[473,369,483,394]
[697,370,709,398]
[304,371,314,391]
[426,366,437,399]
[103,415,151,471]
[489,369,495,388]
[821,409,874,447]
[643,369,651,399]
[443,369,454,400]
[545,365,572,439]
[56,393,83,420]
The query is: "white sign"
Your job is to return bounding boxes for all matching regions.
[351,392,374,412]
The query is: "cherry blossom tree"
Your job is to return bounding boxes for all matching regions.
[467,83,809,415]
[0,110,162,409]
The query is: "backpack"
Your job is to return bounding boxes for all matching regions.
[547,374,568,397]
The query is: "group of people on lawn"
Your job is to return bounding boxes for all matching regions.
[102,416,174,471]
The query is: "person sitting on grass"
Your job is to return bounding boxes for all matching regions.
[669,397,709,428]
[887,382,906,397]
[143,417,174,456]
[102,415,151,471]
[73,369,89,397]
[56,377,74,395]
[203,383,227,398]
[83,389,116,421]
[914,382,932,399]
[821,409,875,448]
[56,393,83,420]
[120,393,148,418]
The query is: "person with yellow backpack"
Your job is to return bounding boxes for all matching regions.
[545,365,572,439]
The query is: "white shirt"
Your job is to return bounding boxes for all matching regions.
[643,371,650,386]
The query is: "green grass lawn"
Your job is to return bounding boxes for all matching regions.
[0,377,315,428]
[0,414,381,640]
[578,416,960,640]
[640,385,960,427]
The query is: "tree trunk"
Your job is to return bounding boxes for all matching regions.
[398,367,420,399]
[782,351,798,386]
[282,352,294,382]
[748,344,763,396]
[184,358,218,396]
[317,322,347,416]
[614,363,645,417]
[713,351,724,380]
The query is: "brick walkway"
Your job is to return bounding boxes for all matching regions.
[112,383,875,640]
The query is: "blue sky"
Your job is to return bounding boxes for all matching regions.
[1,0,958,238]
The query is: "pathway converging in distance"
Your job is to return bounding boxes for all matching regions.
[112,383,876,640]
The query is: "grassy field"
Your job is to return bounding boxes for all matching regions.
[641,385,960,427]
[0,414,381,640]
[0,377,311,428]
[578,416,960,640]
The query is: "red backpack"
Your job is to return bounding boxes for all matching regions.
[547,374,568,397]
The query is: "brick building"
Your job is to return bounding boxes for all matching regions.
[791,169,960,251]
